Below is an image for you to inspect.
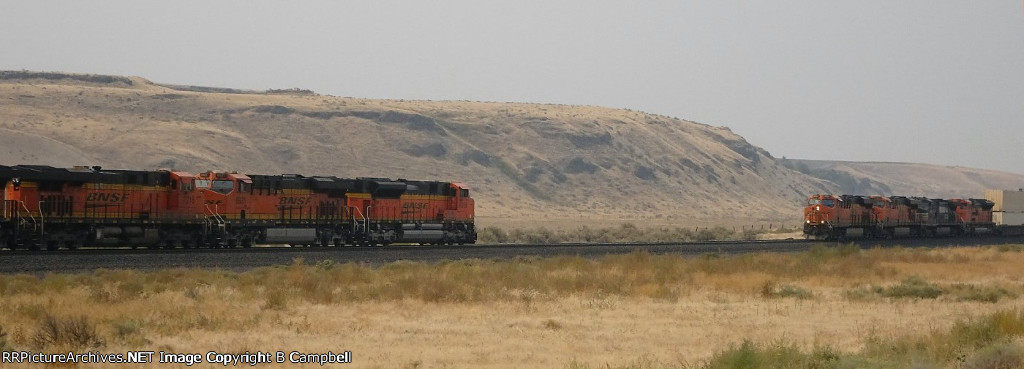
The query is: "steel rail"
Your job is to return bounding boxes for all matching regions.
[2,236,1024,274]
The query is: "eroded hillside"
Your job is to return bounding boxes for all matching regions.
[787,159,1024,199]
[0,72,834,225]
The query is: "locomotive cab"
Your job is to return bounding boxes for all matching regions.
[868,196,916,237]
[444,182,476,243]
[804,194,873,240]
[447,182,474,221]
[194,171,256,222]
[166,171,200,213]
[951,198,995,234]
[804,195,837,227]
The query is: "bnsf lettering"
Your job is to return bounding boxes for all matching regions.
[403,202,429,210]
[279,197,311,206]
[86,193,130,202]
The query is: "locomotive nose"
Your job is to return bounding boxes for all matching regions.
[804,208,828,224]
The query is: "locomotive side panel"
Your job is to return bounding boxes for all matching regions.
[0,166,199,249]
[0,165,477,249]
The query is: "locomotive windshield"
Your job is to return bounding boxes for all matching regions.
[211,180,234,194]
[193,179,234,194]
[809,198,835,207]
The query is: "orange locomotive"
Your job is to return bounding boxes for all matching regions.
[803,194,994,240]
[192,171,475,247]
[803,195,872,239]
[0,165,204,249]
[0,165,475,250]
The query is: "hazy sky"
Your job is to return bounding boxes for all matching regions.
[2,1,1022,173]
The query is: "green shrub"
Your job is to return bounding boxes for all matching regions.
[0,324,10,351]
[882,276,943,299]
[111,319,150,347]
[701,310,1024,369]
[262,288,289,310]
[862,309,1024,364]
[948,310,1024,349]
[961,342,1024,369]
[112,320,140,339]
[477,227,509,243]
[702,340,842,369]
[761,281,813,300]
[948,284,1018,303]
[844,285,884,301]
[996,244,1024,253]
[31,315,104,350]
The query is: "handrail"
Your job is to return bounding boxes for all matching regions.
[352,207,366,234]
[38,200,44,236]
[365,205,372,235]
[19,201,37,228]
[204,203,226,225]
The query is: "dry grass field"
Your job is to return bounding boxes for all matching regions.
[474,222,800,243]
[3,245,1024,368]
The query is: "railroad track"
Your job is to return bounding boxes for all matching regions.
[3,236,1024,274]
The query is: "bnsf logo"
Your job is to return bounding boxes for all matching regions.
[86,193,130,202]
[403,202,429,210]
[279,197,311,206]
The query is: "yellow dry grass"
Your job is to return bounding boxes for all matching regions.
[1,246,1024,368]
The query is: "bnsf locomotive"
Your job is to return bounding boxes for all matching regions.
[0,165,475,250]
[803,194,996,240]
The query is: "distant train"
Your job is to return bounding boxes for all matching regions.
[803,191,1024,240]
[0,165,475,250]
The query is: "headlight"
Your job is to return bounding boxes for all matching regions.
[815,205,820,211]
[820,220,825,224]
[806,220,811,224]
